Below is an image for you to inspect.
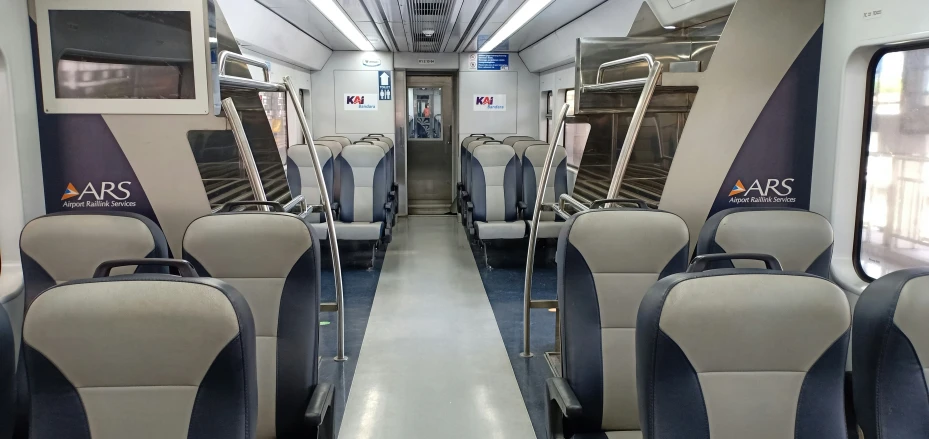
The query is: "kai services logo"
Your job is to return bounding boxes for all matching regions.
[61,183,79,200]
[61,182,137,208]
[473,94,506,111]
[344,94,377,111]
[728,178,797,204]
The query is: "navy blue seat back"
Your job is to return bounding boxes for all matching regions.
[853,268,929,439]
[19,211,169,308]
[558,208,689,435]
[696,207,833,277]
[637,268,850,439]
[183,211,321,439]
[0,305,13,439]
[23,273,257,439]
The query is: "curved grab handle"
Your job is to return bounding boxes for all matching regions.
[367,133,385,137]
[354,141,374,145]
[220,201,285,212]
[94,259,199,278]
[590,198,649,209]
[687,253,783,273]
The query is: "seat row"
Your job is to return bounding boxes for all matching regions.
[287,134,396,246]
[458,134,568,243]
[2,208,335,439]
[549,206,928,439]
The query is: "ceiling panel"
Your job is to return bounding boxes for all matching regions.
[503,0,605,51]
[443,0,487,52]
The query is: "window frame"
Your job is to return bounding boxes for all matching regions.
[853,42,929,282]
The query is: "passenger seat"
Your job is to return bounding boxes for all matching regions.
[359,138,397,223]
[337,143,392,243]
[637,254,850,439]
[19,211,170,306]
[183,209,335,439]
[467,143,524,240]
[22,259,258,439]
[695,207,834,277]
[287,144,334,239]
[522,143,568,239]
[315,139,344,201]
[546,207,689,439]
[852,268,929,439]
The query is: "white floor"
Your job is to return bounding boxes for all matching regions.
[337,216,536,439]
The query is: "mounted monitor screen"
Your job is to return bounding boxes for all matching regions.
[36,1,209,114]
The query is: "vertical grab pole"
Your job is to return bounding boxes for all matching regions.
[521,103,571,358]
[606,59,663,200]
[282,76,348,362]
[222,98,270,211]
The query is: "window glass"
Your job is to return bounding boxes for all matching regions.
[408,88,442,139]
[49,10,195,99]
[546,91,553,116]
[565,89,576,116]
[259,91,288,160]
[858,46,929,279]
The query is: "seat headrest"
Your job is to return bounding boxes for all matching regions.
[513,140,548,158]
[313,140,343,157]
[20,212,169,304]
[523,143,566,167]
[503,136,534,146]
[341,144,386,168]
[183,212,316,279]
[472,144,516,166]
[289,144,332,168]
[697,207,834,276]
[23,274,256,438]
[318,136,350,147]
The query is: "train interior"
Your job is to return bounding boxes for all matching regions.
[0,0,928,438]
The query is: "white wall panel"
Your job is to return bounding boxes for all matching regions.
[457,53,540,146]
[311,52,396,143]
[812,0,929,291]
[0,0,44,264]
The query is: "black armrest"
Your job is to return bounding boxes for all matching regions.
[305,383,335,430]
[547,377,582,418]
[518,201,528,211]
[385,201,393,211]
[466,201,474,211]
[331,202,340,216]
[461,190,470,200]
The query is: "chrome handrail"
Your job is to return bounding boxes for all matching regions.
[282,194,305,213]
[552,194,589,220]
[581,54,657,93]
[217,50,285,92]
[282,76,348,362]
[606,56,663,203]
[221,98,269,210]
[521,103,571,358]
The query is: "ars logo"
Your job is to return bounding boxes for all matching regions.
[728,178,795,197]
[346,96,365,105]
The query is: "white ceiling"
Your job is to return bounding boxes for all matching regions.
[253,0,609,53]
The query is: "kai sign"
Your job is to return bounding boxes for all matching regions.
[344,94,378,111]
[473,94,506,111]
[728,178,797,204]
[61,181,138,208]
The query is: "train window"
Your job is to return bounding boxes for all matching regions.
[259,91,288,161]
[565,89,576,116]
[857,45,929,280]
[35,3,209,114]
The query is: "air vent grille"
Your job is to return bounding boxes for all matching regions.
[408,0,454,52]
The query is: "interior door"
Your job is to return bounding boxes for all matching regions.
[407,76,455,215]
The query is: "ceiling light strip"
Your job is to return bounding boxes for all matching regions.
[478,0,555,52]
[309,0,375,51]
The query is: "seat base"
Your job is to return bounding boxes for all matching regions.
[572,431,642,439]
[535,220,565,239]
[334,222,384,241]
[475,221,527,240]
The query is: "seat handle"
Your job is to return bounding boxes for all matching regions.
[220,201,285,212]
[94,259,199,278]
[687,253,783,273]
[590,198,649,209]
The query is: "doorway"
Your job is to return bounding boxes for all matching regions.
[407,75,455,215]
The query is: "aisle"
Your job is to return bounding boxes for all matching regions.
[338,216,536,439]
